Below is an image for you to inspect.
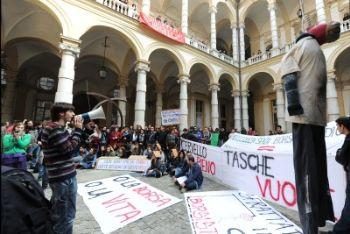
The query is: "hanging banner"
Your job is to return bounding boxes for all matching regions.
[161,109,181,126]
[78,175,181,233]
[139,12,185,43]
[96,156,150,172]
[184,190,303,234]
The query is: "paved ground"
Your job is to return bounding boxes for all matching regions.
[43,169,301,234]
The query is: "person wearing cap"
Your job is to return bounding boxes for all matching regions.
[41,102,84,234]
[280,21,341,233]
[333,116,350,233]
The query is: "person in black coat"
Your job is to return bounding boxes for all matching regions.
[333,116,350,233]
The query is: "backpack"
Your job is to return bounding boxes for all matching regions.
[1,166,53,234]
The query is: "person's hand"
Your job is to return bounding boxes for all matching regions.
[72,116,83,129]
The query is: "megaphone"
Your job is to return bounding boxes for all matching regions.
[78,106,106,121]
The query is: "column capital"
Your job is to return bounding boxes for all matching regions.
[327,69,336,79]
[134,60,150,72]
[209,5,217,14]
[241,90,250,97]
[273,82,284,91]
[231,21,238,29]
[59,35,81,56]
[118,76,128,86]
[267,0,277,11]
[177,75,190,84]
[239,23,245,29]
[231,89,240,97]
[209,83,220,91]
[155,83,164,93]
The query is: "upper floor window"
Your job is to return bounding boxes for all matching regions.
[37,77,55,91]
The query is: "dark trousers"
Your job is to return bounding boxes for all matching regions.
[292,123,335,234]
[333,173,350,233]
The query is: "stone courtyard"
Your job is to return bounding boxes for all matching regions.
[44,169,300,234]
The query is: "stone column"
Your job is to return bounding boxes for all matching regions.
[231,23,238,62]
[155,85,163,127]
[327,70,340,121]
[232,90,241,129]
[142,0,151,15]
[209,83,220,129]
[118,78,127,127]
[177,74,190,132]
[239,24,245,61]
[2,78,17,122]
[273,83,286,131]
[209,5,217,50]
[181,0,188,35]
[268,0,279,52]
[315,0,326,23]
[242,90,249,129]
[134,60,150,128]
[55,36,81,104]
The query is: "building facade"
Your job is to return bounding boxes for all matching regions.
[1,0,350,135]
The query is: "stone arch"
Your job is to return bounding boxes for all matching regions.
[187,58,215,83]
[79,22,142,60]
[144,43,185,75]
[35,0,71,35]
[240,0,267,23]
[327,42,350,71]
[3,0,64,48]
[243,68,278,89]
[77,54,121,77]
[217,70,239,89]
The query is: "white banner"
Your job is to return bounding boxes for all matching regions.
[221,121,346,217]
[96,157,150,172]
[184,190,303,234]
[180,139,223,180]
[161,109,180,126]
[78,175,181,233]
[181,121,346,218]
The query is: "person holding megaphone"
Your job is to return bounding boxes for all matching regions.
[41,102,84,234]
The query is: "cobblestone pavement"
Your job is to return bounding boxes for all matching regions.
[43,169,300,234]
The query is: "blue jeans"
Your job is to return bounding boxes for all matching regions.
[50,177,77,234]
[185,180,199,191]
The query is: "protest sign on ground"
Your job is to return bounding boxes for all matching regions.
[78,175,181,233]
[184,190,302,234]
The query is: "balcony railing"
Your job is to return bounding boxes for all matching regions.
[95,0,350,66]
[96,0,138,19]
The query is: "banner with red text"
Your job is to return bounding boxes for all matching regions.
[221,121,346,217]
[181,121,346,218]
[185,190,302,234]
[180,139,223,180]
[78,175,181,233]
[139,12,185,43]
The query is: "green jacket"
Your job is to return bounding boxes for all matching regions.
[2,134,31,154]
[210,132,219,146]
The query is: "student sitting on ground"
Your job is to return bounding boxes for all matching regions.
[178,155,203,192]
[145,151,162,178]
[172,150,189,178]
[143,144,153,159]
[80,147,98,169]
